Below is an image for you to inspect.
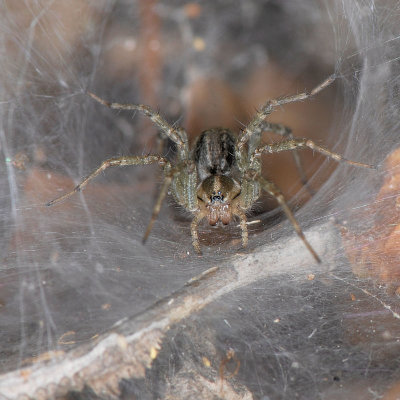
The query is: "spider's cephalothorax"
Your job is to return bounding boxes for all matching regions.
[47,76,374,262]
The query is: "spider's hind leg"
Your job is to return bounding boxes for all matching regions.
[236,208,248,248]
[259,122,315,195]
[46,155,169,207]
[142,173,173,244]
[256,138,374,169]
[258,176,321,263]
[190,212,204,254]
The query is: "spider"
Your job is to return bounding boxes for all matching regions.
[47,75,373,262]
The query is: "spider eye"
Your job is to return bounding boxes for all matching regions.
[197,175,239,205]
[211,191,224,203]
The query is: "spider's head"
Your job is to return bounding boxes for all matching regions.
[197,175,241,225]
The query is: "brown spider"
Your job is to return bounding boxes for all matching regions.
[47,75,373,262]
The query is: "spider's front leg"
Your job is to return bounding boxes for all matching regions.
[238,75,336,152]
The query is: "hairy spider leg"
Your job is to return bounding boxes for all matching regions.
[190,213,203,254]
[142,171,173,244]
[255,138,375,169]
[46,155,170,206]
[238,75,336,151]
[258,176,321,263]
[88,92,189,156]
[258,121,314,194]
[236,207,249,248]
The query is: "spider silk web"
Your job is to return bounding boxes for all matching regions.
[0,0,400,399]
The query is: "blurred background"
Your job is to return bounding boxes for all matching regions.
[0,1,400,399]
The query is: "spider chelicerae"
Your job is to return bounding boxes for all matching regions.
[47,75,373,262]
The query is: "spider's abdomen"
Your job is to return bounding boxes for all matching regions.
[193,128,236,181]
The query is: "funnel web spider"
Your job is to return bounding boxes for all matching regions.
[47,75,374,262]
